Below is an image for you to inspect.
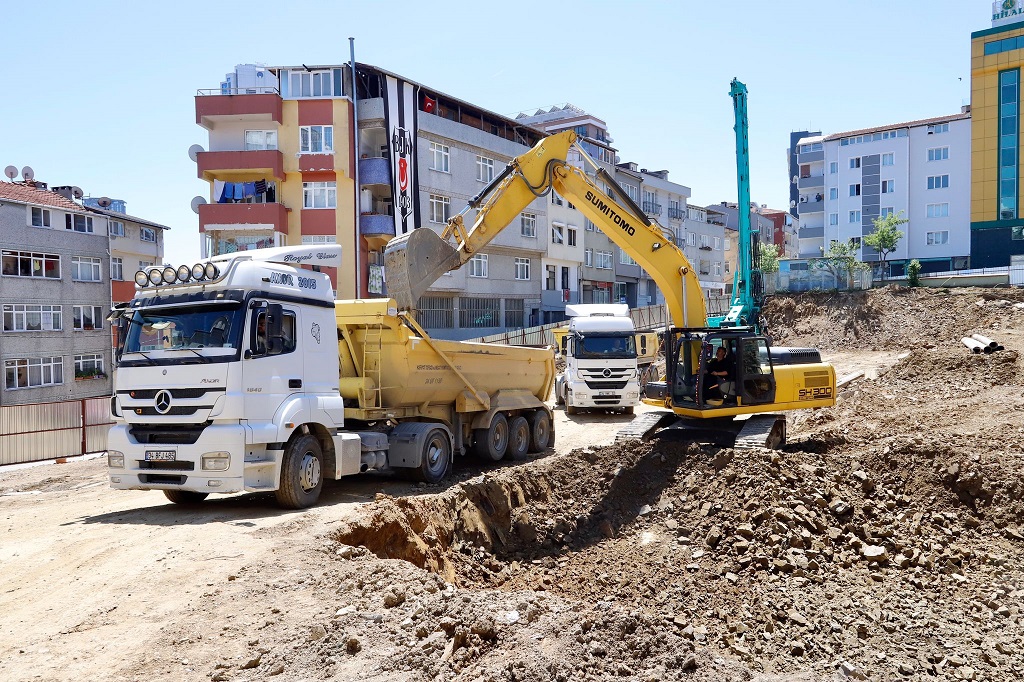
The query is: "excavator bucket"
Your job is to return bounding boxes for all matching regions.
[383,228,462,310]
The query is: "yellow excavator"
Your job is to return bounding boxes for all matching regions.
[385,130,835,448]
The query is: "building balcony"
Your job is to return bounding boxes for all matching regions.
[359,156,391,186]
[642,201,662,216]
[798,175,824,189]
[359,212,396,239]
[797,200,824,214]
[195,89,282,130]
[798,226,824,239]
[667,207,685,220]
[541,289,580,307]
[796,150,824,163]
[196,150,285,181]
[199,202,288,232]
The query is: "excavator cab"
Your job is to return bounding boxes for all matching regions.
[652,329,776,413]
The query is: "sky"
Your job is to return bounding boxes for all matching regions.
[2,0,981,268]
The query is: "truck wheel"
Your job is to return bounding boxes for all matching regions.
[409,428,452,483]
[527,409,551,453]
[163,490,208,505]
[566,402,579,416]
[508,416,530,460]
[623,405,635,416]
[472,413,509,462]
[275,433,323,509]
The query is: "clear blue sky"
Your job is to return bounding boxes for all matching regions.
[2,0,979,267]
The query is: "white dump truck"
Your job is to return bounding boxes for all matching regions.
[107,245,555,509]
[553,304,641,415]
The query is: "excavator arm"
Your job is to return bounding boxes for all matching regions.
[384,130,708,330]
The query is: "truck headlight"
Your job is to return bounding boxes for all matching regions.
[202,452,230,471]
[108,451,125,468]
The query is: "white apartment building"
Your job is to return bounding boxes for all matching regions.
[679,205,728,297]
[795,110,971,275]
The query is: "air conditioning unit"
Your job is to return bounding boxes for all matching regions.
[952,256,969,270]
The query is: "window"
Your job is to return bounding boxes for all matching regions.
[596,251,613,269]
[2,250,60,279]
[111,257,123,281]
[551,192,563,206]
[302,181,337,209]
[927,175,950,190]
[552,223,565,244]
[700,234,710,248]
[699,259,710,275]
[713,262,722,276]
[849,184,861,197]
[520,212,536,237]
[514,257,530,281]
[545,265,556,290]
[108,220,124,236]
[3,304,62,332]
[927,147,950,162]
[829,213,839,226]
[429,195,450,223]
[849,210,862,223]
[849,157,861,169]
[301,234,338,244]
[584,248,593,267]
[850,237,862,250]
[713,236,722,250]
[881,180,894,194]
[252,310,297,355]
[723,238,731,250]
[4,357,63,390]
[139,261,154,269]
[428,142,450,172]
[927,123,949,135]
[73,305,103,331]
[299,125,334,153]
[74,354,104,378]
[141,227,157,242]
[71,257,101,282]
[625,184,640,203]
[476,155,495,182]
[290,70,334,97]
[567,225,577,247]
[417,296,454,329]
[926,230,949,245]
[459,297,500,329]
[469,254,488,278]
[687,233,697,247]
[881,207,894,218]
[65,214,94,233]
[504,299,524,328]
[620,250,637,266]
[829,187,838,200]
[829,162,838,174]
[30,207,51,228]
[245,130,278,151]
[1000,69,1019,220]
[724,261,731,273]
[927,203,950,218]
[882,153,895,166]
[584,218,596,232]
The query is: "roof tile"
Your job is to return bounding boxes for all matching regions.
[0,182,84,211]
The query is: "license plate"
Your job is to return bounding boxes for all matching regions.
[598,391,617,397]
[145,449,176,462]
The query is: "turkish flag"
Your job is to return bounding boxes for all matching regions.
[423,94,436,114]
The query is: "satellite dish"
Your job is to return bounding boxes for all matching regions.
[4,165,17,180]
[188,144,205,162]
[21,166,34,181]
[790,200,796,208]
[190,196,208,214]
[791,175,798,184]
[72,186,84,200]
[97,197,112,208]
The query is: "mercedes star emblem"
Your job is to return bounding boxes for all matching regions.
[154,390,172,414]
[602,368,612,378]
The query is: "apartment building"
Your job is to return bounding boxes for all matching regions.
[971,5,1024,265]
[678,205,728,298]
[788,130,821,223]
[0,182,112,405]
[702,203,774,294]
[80,202,168,305]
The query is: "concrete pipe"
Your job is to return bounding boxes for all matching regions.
[961,337,985,354]
[971,334,999,350]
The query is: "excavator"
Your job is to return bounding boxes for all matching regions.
[385,87,835,448]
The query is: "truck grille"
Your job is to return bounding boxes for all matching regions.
[130,423,210,445]
[119,388,224,400]
[584,380,629,390]
[139,474,187,485]
[131,406,202,417]
[140,461,195,471]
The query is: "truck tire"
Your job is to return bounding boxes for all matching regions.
[472,413,509,462]
[275,433,323,509]
[408,428,452,483]
[566,402,579,415]
[622,405,635,416]
[526,409,551,453]
[163,490,209,505]
[508,416,530,460]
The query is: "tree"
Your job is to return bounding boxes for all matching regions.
[812,239,867,289]
[907,259,922,287]
[758,241,780,274]
[863,210,907,279]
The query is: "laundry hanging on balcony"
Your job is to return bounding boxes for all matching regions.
[216,179,274,204]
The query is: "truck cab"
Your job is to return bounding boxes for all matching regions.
[554,304,640,415]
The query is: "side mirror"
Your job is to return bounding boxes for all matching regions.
[266,304,285,355]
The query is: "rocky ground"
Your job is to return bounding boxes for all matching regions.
[3,287,1023,681]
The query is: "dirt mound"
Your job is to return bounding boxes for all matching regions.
[764,286,1024,352]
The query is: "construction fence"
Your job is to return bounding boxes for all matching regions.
[0,397,112,466]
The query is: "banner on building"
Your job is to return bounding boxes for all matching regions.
[382,75,422,235]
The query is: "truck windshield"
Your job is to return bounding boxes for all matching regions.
[123,304,244,355]
[575,334,636,359]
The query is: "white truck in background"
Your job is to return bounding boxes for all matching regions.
[553,304,640,415]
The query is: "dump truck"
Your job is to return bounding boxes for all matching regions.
[106,245,554,509]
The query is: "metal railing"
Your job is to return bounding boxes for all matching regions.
[0,396,112,465]
[642,202,663,215]
[667,208,686,220]
[465,305,669,346]
[196,87,280,96]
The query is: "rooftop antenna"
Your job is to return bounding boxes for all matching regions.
[21,166,34,181]
[4,166,17,180]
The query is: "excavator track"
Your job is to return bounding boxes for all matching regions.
[615,411,676,442]
[733,414,787,450]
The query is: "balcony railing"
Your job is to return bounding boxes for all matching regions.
[199,202,288,231]
[195,89,283,130]
[667,207,685,220]
[196,150,285,181]
[642,202,662,215]
[359,156,391,186]
[798,175,825,189]
[359,212,396,239]
[197,87,280,96]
